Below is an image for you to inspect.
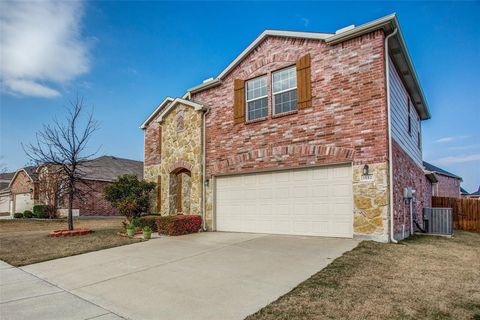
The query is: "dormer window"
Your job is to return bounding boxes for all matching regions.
[272,67,297,115]
[246,76,268,121]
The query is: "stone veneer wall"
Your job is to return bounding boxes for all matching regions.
[352,162,389,242]
[144,104,203,216]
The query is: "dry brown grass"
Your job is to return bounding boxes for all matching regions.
[246,231,480,320]
[0,218,140,267]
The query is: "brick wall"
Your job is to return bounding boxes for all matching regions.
[62,180,118,216]
[434,174,461,198]
[10,171,33,195]
[392,140,429,239]
[191,31,388,176]
[144,121,162,167]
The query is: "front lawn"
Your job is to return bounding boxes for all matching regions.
[246,231,480,320]
[0,218,140,266]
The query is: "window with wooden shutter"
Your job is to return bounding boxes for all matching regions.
[233,79,245,124]
[296,54,312,109]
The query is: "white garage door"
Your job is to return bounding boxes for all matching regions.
[14,193,34,213]
[216,165,353,238]
[0,195,10,214]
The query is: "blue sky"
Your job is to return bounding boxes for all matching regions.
[0,1,479,192]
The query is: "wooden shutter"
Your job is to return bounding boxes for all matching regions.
[233,79,245,124]
[296,54,312,109]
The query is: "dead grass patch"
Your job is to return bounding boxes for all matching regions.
[0,218,140,266]
[246,231,480,320]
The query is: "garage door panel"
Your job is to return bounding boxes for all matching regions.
[14,193,34,213]
[216,165,353,238]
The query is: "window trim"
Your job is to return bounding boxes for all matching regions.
[272,66,298,116]
[245,75,268,121]
[407,97,412,136]
[417,116,422,150]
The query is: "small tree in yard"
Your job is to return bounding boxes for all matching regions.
[104,174,156,221]
[23,96,99,230]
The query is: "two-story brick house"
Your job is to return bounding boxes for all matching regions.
[142,14,431,242]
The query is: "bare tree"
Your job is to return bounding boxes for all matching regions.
[23,96,99,230]
[0,156,8,174]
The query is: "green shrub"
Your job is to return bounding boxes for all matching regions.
[103,174,156,220]
[33,205,49,219]
[126,223,135,230]
[23,210,34,218]
[138,215,159,232]
[14,212,24,218]
[142,225,152,233]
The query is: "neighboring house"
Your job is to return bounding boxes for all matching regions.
[423,161,462,198]
[466,186,480,199]
[461,187,470,198]
[0,171,15,215]
[141,14,432,242]
[5,156,143,217]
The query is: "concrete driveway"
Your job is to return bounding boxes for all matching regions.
[4,232,358,320]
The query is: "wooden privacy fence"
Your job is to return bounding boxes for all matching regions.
[432,197,480,232]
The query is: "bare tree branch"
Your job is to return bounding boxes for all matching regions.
[22,96,99,230]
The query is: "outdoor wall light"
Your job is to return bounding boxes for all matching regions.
[362,164,369,176]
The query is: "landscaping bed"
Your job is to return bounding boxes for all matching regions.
[246,231,480,320]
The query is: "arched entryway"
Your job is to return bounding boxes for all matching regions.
[169,167,192,214]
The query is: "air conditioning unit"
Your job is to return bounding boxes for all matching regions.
[423,208,453,235]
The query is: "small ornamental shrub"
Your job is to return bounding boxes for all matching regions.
[126,223,135,230]
[14,212,24,218]
[138,215,159,232]
[103,174,156,220]
[23,210,34,218]
[142,225,152,233]
[33,205,49,219]
[157,215,202,236]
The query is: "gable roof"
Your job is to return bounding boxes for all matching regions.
[8,166,39,188]
[140,97,174,129]
[185,13,430,120]
[423,161,462,181]
[78,156,143,181]
[140,98,205,129]
[142,14,430,130]
[460,187,469,195]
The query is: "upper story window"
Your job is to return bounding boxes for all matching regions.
[417,116,422,150]
[246,76,268,121]
[407,97,412,135]
[272,67,297,115]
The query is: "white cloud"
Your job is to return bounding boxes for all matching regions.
[0,0,90,98]
[4,79,60,97]
[448,144,480,151]
[435,154,480,166]
[435,135,471,143]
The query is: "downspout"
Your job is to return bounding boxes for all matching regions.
[201,106,210,231]
[385,27,398,243]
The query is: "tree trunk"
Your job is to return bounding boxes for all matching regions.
[68,182,74,231]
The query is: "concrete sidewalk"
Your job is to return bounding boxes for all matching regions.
[0,260,123,320]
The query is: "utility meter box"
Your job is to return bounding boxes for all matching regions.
[403,187,413,199]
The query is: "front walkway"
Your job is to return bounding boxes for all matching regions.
[3,232,358,320]
[0,260,123,320]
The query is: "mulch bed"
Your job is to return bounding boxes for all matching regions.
[49,228,92,237]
